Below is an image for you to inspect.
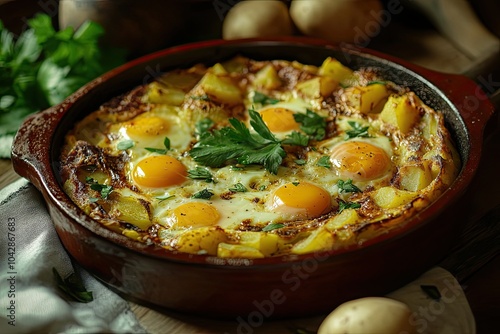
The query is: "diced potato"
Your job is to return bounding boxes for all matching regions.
[399,164,433,191]
[199,72,243,105]
[296,76,338,98]
[122,229,141,241]
[209,63,228,75]
[380,94,422,134]
[372,186,418,209]
[109,196,152,231]
[253,64,282,90]
[175,227,228,255]
[158,71,202,91]
[318,57,354,84]
[147,81,185,106]
[239,231,279,256]
[217,243,265,259]
[344,84,389,114]
[421,112,439,140]
[291,227,334,255]
[325,209,359,231]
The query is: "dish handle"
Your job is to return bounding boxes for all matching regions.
[11,105,62,199]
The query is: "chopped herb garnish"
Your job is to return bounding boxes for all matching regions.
[229,183,247,192]
[317,156,331,169]
[345,121,370,140]
[156,194,175,202]
[117,139,134,150]
[53,268,93,303]
[195,118,214,137]
[253,91,279,105]
[337,179,361,193]
[192,188,214,200]
[86,177,113,199]
[189,109,287,174]
[145,137,170,154]
[259,185,267,191]
[262,223,284,232]
[188,167,215,183]
[281,131,309,147]
[231,166,244,171]
[292,181,300,186]
[421,285,441,301]
[295,159,306,165]
[191,94,210,101]
[89,197,99,203]
[294,109,327,141]
[338,200,361,213]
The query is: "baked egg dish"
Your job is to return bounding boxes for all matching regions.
[59,56,461,258]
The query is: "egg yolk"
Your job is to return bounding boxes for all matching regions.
[126,116,169,137]
[173,202,221,227]
[260,108,300,132]
[269,182,332,219]
[330,141,391,181]
[133,155,187,188]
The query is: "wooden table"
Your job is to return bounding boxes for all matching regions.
[1,2,499,332]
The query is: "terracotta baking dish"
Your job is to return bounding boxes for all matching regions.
[11,38,495,318]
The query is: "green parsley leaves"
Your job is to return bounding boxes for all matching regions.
[86,177,113,201]
[145,137,170,154]
[0,13,125,148]
[262,223,284,232]
[338,200,361,213]
[294,109,327,140]
[252,91,279,105]
[337,179,361,193]
[192,188,215,200]
[345,121,370,140]
[188,167,215,183]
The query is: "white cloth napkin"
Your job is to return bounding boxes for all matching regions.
[0,178,146,334]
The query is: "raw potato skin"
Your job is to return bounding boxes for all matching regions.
[290,0,384,43]
[222,0,294,39]
[317,297,416,334]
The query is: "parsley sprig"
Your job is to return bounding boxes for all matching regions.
[338,200,361,213]
[190,109,307,175]
[188,167,215,183]
[345,121,370,140]
[253,91,279,105]
[337,179,361,193]
[85,177,113,201]
[145,137,170,154]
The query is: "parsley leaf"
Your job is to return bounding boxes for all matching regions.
[190,109,287,174]
[192,188,215,200]
[295,159,307,165]
[188,167,215,183]
[294,109,327,140]
[156,194,175,202]
[262,223,284,231]
[117,139,134,150]
[345,121,370,140]
[86,177,113,200]
[53,268,93,303]
[282,131,309,147]
[366,81,386,86]
[337,179,361,193]
[195,118,214,137]
[229,183,247,192]
[253,91,279,105]
[317,156,331,169]
[338,200,361,213]
[145,137,170,154]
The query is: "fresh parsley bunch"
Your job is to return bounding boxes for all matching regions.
[0,13,125,155]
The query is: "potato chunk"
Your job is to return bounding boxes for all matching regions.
[318,56,354,84]
[147,81,185,106]
[380,94,422,133]
[199,72,243,105]
[217,243,265,259]
[345,84,389,114]
[296,76,338,98]
[291,227,334,255]
[372,186,418,209]
[399,164,433,191]
[109,196,152,231]
[174,226,228,255]
[253,64,282,90]
[238,231,279,256]
[325,209,359,231]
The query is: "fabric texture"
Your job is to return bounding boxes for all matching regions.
[0,178,146,334]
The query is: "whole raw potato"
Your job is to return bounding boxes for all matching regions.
[290,0,384,44]
[223,0,294,39]
[317,297,416,334]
